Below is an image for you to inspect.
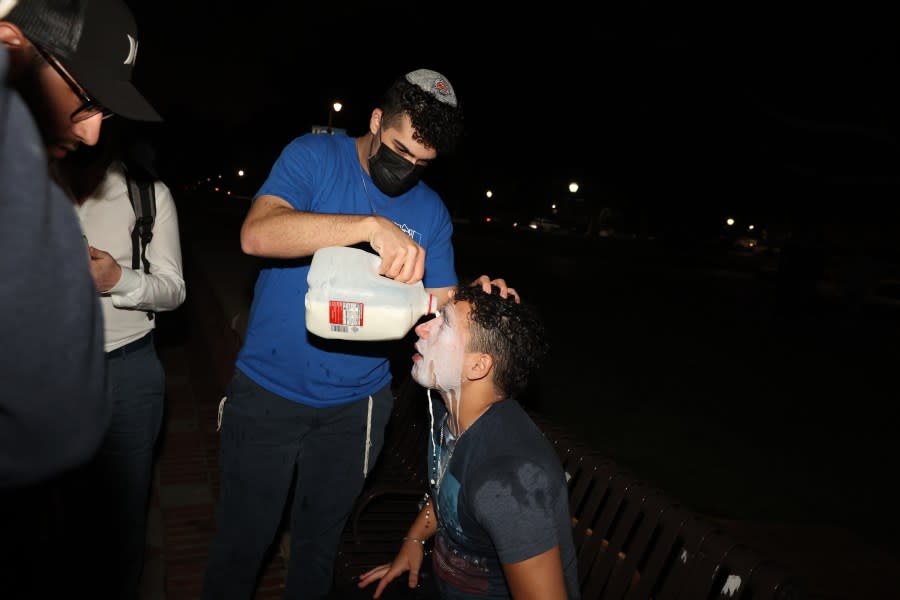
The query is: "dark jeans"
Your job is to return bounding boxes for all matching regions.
[63,333,166,599]
[202,368,394,600]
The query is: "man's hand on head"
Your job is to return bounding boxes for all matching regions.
[468,275,520,303]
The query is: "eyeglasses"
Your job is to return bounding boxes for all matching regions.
[34,45,113,123]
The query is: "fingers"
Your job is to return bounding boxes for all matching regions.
[470,274,491,292]
[370,219,426,284]
[357,562,416,599]
[358,563,390,583]
[357,564,390,595]
[89,246,110,257]
[492,281,520,302]
[373,565,404,599]
[377,245,425,284]
[468,276,522,303]
[502,285,520,303]
[407,568,420,590]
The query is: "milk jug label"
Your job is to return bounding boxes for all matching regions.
[329,300,364,332]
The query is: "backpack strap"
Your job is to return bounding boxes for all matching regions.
[125,172,156,320]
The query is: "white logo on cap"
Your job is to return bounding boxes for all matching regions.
[0,0,20,20]
[124,34,138,66]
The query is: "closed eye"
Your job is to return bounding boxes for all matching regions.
[393,141,431,167]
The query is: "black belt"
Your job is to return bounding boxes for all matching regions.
[106,332,153,359]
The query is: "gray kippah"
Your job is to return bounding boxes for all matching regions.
[405,68,457,107]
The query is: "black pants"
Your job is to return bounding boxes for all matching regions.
[202,369,394,600]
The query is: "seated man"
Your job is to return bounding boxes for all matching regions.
[359,285,581,599]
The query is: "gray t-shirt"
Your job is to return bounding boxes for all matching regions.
[428,399,580,599]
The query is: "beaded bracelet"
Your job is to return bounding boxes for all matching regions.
[403,536,426,545]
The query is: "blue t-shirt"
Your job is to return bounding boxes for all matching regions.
[236,133,458,407]
[428,400,581,599]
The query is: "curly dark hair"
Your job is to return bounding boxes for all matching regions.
[452,285,549,400]
[379,76,464,155]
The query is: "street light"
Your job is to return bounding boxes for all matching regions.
[328,101,342,132]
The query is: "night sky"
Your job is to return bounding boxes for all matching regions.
[126,2,899,233]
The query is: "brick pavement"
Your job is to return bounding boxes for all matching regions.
[144,340,288,600]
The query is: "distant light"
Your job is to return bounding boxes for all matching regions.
[551,204,557,210]
[218,174,222,179]
[238,170,245,177]
[512,222,518,228]
[485,216,492,223]
[214,187,220,192]
[748,224,755,230]
[333,102,342,113]
[486,190,493,198]
[568,182,579,194]
[726,218,735,226]
[227,191,232,196]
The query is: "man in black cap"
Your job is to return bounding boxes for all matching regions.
[2,0,160,160]
[1,1,160,597]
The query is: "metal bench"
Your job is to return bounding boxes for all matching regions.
[333,397,808,599]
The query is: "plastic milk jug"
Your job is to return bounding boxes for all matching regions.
[305,246,437,341]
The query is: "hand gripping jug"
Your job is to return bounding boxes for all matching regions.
[305,246,437,341]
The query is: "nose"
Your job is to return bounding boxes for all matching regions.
[415,316,437,337]
[73,112,103,147]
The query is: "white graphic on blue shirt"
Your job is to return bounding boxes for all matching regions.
[395,221,422,244]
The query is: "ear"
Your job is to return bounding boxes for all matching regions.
[368,108,382,136]
[465,352,493,383]
[0,21,26,48]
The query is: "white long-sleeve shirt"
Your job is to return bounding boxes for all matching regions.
[76,161,186,352]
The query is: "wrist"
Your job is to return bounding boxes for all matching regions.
[104,263,136,295]
[364,215,381,248]
[402,536,426,546]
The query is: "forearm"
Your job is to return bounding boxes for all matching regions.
[404,493,437,542]
[108,200,186,311]
[240,196,381,258]
[108,267,185,312]
[358,495,435,595]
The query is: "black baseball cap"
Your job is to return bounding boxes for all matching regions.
[8,0,162,121]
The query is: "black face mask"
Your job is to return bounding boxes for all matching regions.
[368,135,426,197]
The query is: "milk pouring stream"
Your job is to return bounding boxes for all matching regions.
[305,246,436,341]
